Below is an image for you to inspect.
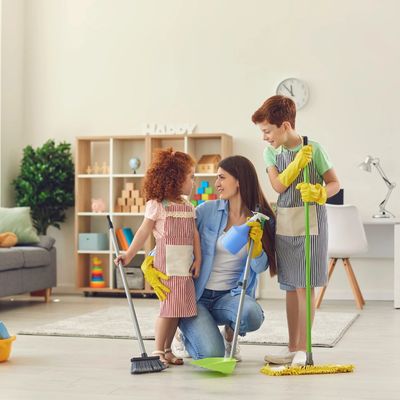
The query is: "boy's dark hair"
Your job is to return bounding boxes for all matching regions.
[218,156,277,277]
[251,95,296,129]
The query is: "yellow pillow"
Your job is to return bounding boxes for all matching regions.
[0,232,18,248]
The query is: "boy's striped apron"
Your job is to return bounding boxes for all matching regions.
[275,148,328,288]
[155,201,197,317]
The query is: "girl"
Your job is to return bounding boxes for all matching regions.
[115,148,201,366]
[252,95,340,366]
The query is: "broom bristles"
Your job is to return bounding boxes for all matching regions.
[261,364,355,376]
[131,356,166,374]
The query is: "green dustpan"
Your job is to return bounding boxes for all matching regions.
[191,240,255,375]
[191,357,237,374]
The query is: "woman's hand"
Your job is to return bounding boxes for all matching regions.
[190,259,201,279]
[246,220,263,258]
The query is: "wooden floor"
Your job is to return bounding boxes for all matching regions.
[1,295,399,400]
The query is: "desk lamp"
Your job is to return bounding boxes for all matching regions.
[359,155,396,218]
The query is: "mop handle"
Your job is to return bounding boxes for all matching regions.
[303,137,313,365]
[107,216,147,356]
[230,239,255,359]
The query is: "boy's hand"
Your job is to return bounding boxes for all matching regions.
[296,182,327,205]
[140,256,171,301]
[294,145,313,169]
[278,145,313,188]
[190,259,201,279]
[246,220,263,258]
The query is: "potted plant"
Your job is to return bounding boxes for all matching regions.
[13,140,75,235]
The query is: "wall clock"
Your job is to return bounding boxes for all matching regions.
[276,78,309,110]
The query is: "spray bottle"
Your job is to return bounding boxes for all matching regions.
[222,209,269,255]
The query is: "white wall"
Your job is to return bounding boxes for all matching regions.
[0,0,25,207]
[2,0,399,298]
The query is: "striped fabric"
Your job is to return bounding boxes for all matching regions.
[276,147,328,288]
[155,201,197,318]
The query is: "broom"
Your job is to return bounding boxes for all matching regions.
[261,137,354,376]
[107,216,166,374]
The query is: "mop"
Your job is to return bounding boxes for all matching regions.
[261,137,354,376]
[191,211,267,375]
[107,216,166,374]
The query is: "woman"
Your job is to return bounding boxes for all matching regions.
[142,155,276,360]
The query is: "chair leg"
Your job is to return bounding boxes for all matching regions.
[343,258,365,305]
[342,258,364,309]
[316,258,337,308]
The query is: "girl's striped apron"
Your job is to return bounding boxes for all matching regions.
[155,201,197,318]
[275,147,328,288]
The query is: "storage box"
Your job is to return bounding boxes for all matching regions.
[115,267,144,290]
[78,233,109,251]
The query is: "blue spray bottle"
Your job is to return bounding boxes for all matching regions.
[222,211,269,255]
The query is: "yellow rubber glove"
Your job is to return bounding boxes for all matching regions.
[246,220,263,258]
[295,182,327,205]
[278,145,313,187]
[140,256,171,301]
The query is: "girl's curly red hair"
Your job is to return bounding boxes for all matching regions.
[143,148,195,202]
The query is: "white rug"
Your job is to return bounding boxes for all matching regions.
[18,306,359,348]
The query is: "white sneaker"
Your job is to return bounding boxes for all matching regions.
[291,350,307,366]
[223,337,242,361]
[223,328,242,362]
[264,347,296,364]
[171,330,191,359]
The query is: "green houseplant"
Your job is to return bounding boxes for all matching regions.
[13,140,74,235]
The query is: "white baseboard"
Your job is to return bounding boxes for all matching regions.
[56,285,393,301]
[52,284,81,295]
[322,290,393,301]
[259,289,393,301]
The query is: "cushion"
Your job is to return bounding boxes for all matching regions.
[0,207,39,244]
[36,235,56,250]
[0,248,24,272]
[17,247,51,268]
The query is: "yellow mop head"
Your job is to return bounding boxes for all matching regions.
[261,363,355,376]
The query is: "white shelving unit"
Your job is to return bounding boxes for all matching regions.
[75,133,232,296]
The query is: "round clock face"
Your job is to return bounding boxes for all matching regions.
[276,78,309,110]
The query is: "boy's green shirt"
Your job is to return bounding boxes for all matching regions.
[263,140,333,178]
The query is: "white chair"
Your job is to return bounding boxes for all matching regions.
[316,204,368,309]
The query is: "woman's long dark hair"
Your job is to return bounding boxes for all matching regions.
[219,156,276,277]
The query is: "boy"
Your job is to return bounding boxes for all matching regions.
[252,95,340,366]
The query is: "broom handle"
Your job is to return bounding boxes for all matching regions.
[230,239,254,359]
[107,216,147,356]
[303,136,314,366]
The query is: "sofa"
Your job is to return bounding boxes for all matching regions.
[0,236,56,302]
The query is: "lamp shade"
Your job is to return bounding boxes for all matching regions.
[358,155,375,172]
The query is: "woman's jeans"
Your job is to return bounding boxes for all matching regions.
[179,289,264,360]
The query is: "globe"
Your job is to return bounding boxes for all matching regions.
[129,158,141,174]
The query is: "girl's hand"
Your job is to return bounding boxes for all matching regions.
[114,254,127,267]
[190,259,201,279]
